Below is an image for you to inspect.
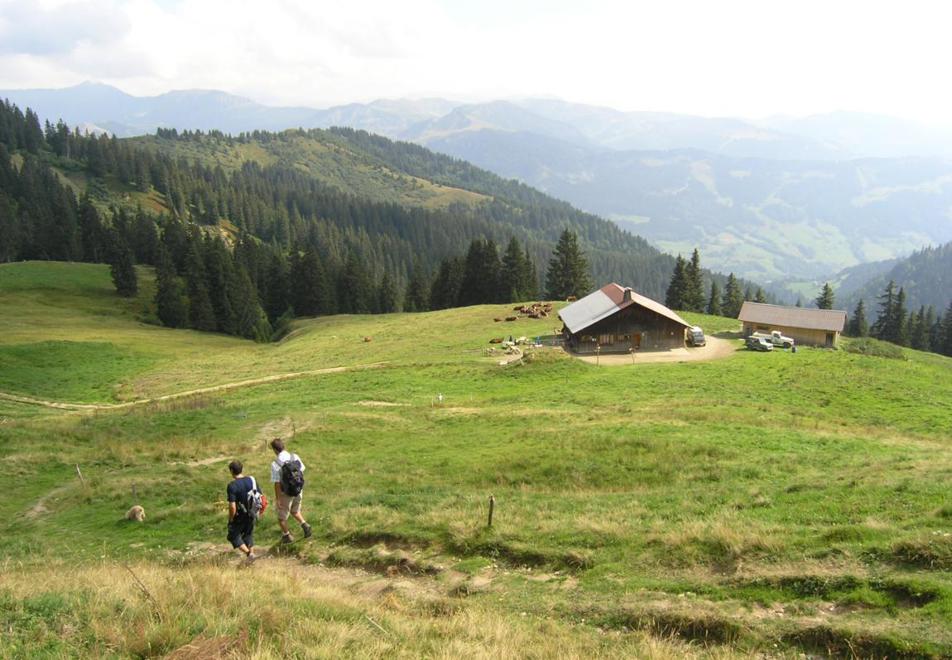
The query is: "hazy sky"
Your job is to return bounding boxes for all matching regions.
[1,0,950,122]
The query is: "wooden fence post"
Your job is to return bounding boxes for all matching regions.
[487,495,495,528]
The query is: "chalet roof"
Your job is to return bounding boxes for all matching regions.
[738,301,847,332]
[558,283,691,334]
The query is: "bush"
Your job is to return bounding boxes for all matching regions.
[843,337,905,359]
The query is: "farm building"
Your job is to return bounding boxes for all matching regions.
[559,283,691,353]
[739,302,847,347]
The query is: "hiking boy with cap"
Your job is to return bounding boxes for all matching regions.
[226,459,264,563]
[270,438,312,543]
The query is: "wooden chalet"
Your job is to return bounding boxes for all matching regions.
[739,301,847,347]
[559,283,692,353]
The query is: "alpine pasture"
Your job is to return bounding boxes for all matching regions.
[2,261,952,658]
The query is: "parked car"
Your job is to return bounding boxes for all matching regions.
[746,336,774,351]
[751,330,794,349]
[687,326,706,347]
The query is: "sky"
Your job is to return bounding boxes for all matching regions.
[1,0,951,123]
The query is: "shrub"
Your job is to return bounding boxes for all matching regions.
[843,337,905,359]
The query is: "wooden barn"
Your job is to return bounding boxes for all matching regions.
[739,301,847,347]
[559,283,691,353]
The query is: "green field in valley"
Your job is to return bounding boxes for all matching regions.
[2,262,952,658]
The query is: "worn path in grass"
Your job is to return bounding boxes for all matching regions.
[0,362,388,411]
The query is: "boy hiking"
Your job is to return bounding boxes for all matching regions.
[270,438,312,543]
[226,459,265,563]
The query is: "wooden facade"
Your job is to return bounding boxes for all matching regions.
[738,302,847,348]
[560,284,690,354]
[742,322,839,348]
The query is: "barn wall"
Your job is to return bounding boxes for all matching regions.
[742,323,839,347]
[569,305,686,353]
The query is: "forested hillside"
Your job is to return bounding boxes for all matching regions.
[0,99,767,341]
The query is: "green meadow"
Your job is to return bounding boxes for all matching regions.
[2,261,951,658]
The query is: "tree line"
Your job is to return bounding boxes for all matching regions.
[845,282,952,357]
[665,248,775,317]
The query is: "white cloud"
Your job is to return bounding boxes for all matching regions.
[0,0,951,124]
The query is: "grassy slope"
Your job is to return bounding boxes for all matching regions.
[2,262,952,657]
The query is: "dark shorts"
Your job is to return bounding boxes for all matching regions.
[227,516,255,549]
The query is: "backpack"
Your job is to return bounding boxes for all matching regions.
[280,456,305,497]
[239,476,267,521]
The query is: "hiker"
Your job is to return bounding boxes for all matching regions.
[226,459,264,563]
[270,438,312,543]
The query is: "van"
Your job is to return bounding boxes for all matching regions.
[687,326,706,347]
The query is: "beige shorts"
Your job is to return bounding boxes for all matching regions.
[276,492,302,521]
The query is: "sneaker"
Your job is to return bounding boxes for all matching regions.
[302,523,313,539]
[281,533,294,544]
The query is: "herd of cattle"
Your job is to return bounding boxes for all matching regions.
[493,302,555,323]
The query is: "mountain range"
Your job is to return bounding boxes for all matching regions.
[5,82,952,290]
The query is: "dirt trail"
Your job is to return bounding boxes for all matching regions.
[573,335,738,366]
[0,362,388,412]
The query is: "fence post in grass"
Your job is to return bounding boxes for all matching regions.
[487,495,495,528]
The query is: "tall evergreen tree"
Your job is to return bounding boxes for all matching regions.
[521,245,539,300]
[429,256,465,310]
[376,272,399,313]
[107,229,138,297]
[544,229,591,300]
[263,252,291,321]
[203,236,237,335]
[403,262,430,312]
[184,237,216,332]
[940,301,952,357]
[847,300,868,337]
[815,282,835,309]
[290,247,332,316]
[501,237,530,303]
[894,287,909,346]
[459,239,502,306]
[231,264,272,342]
[154,244,188,328]
[683,248,705,312]
[871,280,897,341]
[721,273,744,318]
[337,251,374,314]
[754,287,767,304]
[706,281,722,316]
[665,254,687,310]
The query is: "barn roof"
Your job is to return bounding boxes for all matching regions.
[738,301,847,332]
[558,283,691,334]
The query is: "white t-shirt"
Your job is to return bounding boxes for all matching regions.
[271,450,305,483]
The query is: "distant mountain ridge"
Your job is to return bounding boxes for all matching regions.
[6,82,952,285]
[839,241,952,313]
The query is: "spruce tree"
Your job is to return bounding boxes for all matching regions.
[665,255,687,310]
[501,237,527,303]
[909,307,929,350]
[721,273,744,318]
[754,287,767,304]
[815,282,835,309]
[429,257,465,310]
[184,237,216,332]
[544,229,591,300]
[154,245,187,328]
[403,262,430,312]
[706,281,722,316]
[263,252,290,321]
[894,287,909,346]
[459,239,501,306]
[337,251,374,314]
[231,264,272,342]
[203,236,237,335]
[871,281,896,341]
[941,301,952,357]
[683,249,705,312]
[847,300,868,337]
[376,272,399,313]
[290,247,330,317]
[521,245,539,300]
[108,230,138,297]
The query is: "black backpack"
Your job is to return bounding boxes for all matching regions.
[280,457,305,496]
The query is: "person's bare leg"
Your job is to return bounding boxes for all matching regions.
[292,511,306,525]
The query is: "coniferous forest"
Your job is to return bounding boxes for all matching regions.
[2,99,764,341]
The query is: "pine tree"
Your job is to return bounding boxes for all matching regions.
[871,280,896,341]
[847,300,868,337]
[940,301,952,357]
[403,262,430,312]
[521,245,539,300]
[154,245,187,328]
[815,282,835,309]
[754,287,767,303]
[544,229,591,300]
[795,297,803,308]
[203,236,237,335]
[501,237,528,303]
[184,237,216,332]
[721,273,744,318]
[337,251,374,314]
[894,287,909,346]
[263,252,290,321]
[429,257,465,310]
[290,247,332,316]
[459,239,501,306]
[231,263,272,342]
[107,230,138,297]
[925,306,939,353]
[665,255,687,310]
[683,249,705,312]
[706,281,722,316]
[376,272,399,313]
